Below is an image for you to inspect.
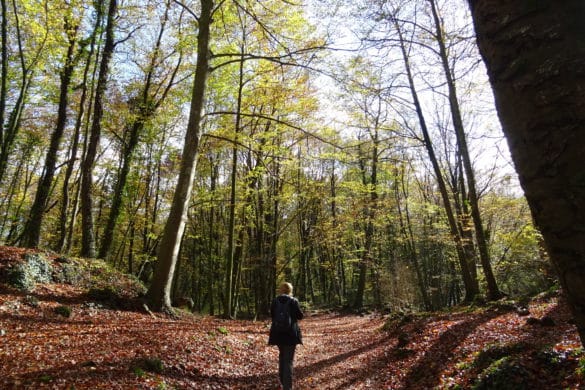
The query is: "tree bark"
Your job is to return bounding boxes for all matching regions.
[0,0,7,141]
[224,42,245,319]
[468,0,585,344]
[429,0,501,300]
[21,14,79,248]
[147,0,213,312]
[393,15,479,301]
[80,0,118,258]
[99,0,177,260]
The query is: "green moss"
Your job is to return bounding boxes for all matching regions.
[55,305,72,318]
[8,253,53,291]
[471,342,526,369]
[142,357,164,373]
[473,356,529,390]
[576,356,585,378]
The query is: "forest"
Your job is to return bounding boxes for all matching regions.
[0,0,584,344]
[2,0,585,388]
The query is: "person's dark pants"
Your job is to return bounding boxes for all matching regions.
[277,344,296,390]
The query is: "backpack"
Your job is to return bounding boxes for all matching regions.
[272,297,293,333]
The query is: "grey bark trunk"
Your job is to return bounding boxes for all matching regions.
[147,0,213,312]
[22,17,79,248]
[429,0,501,300]
[393,16,479,300]
[80,0,118,258]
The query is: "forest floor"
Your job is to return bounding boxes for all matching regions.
[0,246,584,389]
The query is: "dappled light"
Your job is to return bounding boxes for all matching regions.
[0,246,582,388]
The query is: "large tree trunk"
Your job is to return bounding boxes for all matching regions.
[468,0,585,344]
[147,0,213,312]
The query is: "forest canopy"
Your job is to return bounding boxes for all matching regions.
[0,0,553,318]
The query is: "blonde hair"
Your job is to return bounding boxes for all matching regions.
[278,282,293,296]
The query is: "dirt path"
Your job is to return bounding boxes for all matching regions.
[0,283,392,389]
[1,283,582,389]
[294,313,392,389]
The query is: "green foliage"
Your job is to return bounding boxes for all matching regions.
[54,305,72,318]
[136,357,164,374]
[576,356,585,377]
[24,295,40,307]
[70,258,146,298]
[217,326,229,335]
[155,381,169,390]
[132,367,146,377]
[39,374,53,383]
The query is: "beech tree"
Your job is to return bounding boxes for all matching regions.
[21,3,82,248]
[468,0,585,345]
[80,0,118,258]
[147,0,213,312]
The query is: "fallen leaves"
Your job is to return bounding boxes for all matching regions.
[0,247,583,389]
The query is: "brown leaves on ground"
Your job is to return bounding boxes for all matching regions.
[0,248,583,389]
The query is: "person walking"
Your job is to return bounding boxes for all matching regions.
[268,282,304,390]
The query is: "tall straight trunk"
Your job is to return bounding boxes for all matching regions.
[0,0,47,186]
[21,16,79,248]
[452,157,479,285]
[58,5,103,253]
[147,0,213,312]
[224,43,245,318]
[330,165,344,304]
[354,131,379,309]
[0,0,7,138]
[468,0,585,345]
[80,0,118,258]
[207,161,218,314]
[393,16,479,301]
[429,0,500,300]
[99,0,177,260]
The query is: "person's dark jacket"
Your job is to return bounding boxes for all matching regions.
[268,294,304,346]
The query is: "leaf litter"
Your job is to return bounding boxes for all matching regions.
[0,247,583,389]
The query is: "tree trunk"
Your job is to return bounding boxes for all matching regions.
[393,16,479,301]
[147,0,213,312]
[80,0,118,258]
[396,165,432,310]
[429,0,501,300]
[99,0,177,260]
[57,2,103,253]
[0,0,38,187]
[21,15,79,248]
[353,133,379,310]
[0,0,7,141]
[224,43,245,319]
[468,0,585,344]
